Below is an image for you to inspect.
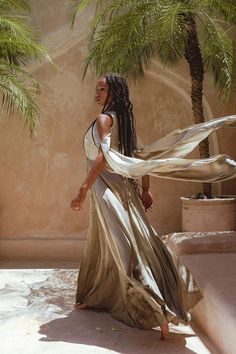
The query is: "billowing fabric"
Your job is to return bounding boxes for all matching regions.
[76,113,236,329]
[100,114,236,182]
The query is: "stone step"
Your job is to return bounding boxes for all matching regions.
[162,231,236,256]
[183,253,236,354]
[163,231,236,354]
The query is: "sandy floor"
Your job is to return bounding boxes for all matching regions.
[0,262,219,354]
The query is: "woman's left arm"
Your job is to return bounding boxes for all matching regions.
[70,114,112,211]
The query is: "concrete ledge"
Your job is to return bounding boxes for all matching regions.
[162,231,236,256]
[182,253,236,354]
[162,231,236,352]
[0,233,87,261]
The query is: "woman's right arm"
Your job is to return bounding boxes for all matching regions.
[70,114,112,211]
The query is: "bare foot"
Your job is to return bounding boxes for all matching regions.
[74,303,90,310]
[160,321,169,340]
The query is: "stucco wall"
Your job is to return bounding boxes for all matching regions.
[0,1,235,259]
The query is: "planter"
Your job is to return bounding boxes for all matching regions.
[181,195,236,232]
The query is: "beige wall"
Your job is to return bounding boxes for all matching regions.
[0,1,235,259]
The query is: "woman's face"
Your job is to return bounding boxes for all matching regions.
[95,77,112,106]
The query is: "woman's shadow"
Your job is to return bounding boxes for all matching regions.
[39,308,199,354]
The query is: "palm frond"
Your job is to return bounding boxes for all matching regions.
[0,14,52,61]
[0,0,53,135]
[0,14,35,39]
[83,1,186,78]
[87,0,161,42]
[0,0,31,12]
[0,60,39,136]
[0,35,52,68]
[156,3,191,66]
[68,0,236,101]
[66,0,99,28]
[195,0,236,23]
[198,11,235,100]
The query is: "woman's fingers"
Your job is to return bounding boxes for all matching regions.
[71,189,88,211]
[142,190,154,212]
[70,198,82,211]
[145,205,153,212]
[73,203,82,211]
[142,197,153,212]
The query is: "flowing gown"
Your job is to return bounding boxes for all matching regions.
[76,113,236,329]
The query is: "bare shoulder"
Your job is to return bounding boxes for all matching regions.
[96,114,113,129]
[96,114,113,139]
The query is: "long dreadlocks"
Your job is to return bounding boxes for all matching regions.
[101,73,137,157]
[101,73,142,199]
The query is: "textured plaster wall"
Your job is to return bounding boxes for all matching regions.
[0,0,235,245]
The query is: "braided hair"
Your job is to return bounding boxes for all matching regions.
[101,73,137,157]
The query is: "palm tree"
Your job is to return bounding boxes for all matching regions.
[0,0,52,136]
[68,0,236,198]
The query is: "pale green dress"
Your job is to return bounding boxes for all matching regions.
[76,113,236,329]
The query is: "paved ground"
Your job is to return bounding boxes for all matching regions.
[0,261,219,354]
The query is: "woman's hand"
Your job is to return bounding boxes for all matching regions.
[142,190,154,212]
[70,185,88,211]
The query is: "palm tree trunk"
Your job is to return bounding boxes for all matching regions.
[184,17,212,198]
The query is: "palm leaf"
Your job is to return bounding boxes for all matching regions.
[83,1,170,78]
[155,3,191,66]
[0,0,53,135]
[198,11,234,100]
[195,0,236,23]
[0,60,39,135]
[0,14,36,39]
[66,0,99,28]
[68,0,236,102]
[0,0,31,12]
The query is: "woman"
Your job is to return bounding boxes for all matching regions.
[70,73,236,339]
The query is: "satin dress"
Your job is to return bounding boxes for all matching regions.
[76,113,236,329]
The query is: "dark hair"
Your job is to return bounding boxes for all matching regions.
[101,73,137,157]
